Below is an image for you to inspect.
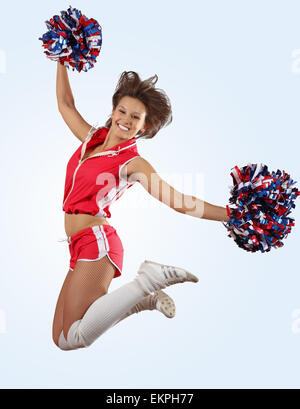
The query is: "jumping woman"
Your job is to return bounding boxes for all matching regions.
[52,63,230,350]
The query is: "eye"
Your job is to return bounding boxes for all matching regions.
[119,109,139,120]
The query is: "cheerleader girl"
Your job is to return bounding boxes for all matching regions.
[52,62,230,350]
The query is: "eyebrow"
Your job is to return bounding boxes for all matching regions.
[119,105,143,115]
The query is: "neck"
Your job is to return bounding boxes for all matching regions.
[101,127,134,151]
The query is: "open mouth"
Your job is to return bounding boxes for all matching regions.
[117,123,129,131]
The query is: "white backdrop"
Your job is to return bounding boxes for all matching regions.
[0,0,300,388]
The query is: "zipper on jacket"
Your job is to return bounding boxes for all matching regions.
[63,124,98,208]
[63,141,137,209]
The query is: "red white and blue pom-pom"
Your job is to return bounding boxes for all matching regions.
[222,163,300,253]
[39,5,102,72]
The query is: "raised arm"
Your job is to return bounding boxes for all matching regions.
[123,157,230,222]
[56,62,92,142]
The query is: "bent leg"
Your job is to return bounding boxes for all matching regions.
[57,257,190,351]
[58,257,166,351]
[62,256,116,342]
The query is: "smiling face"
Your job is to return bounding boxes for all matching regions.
[110,96,147,140]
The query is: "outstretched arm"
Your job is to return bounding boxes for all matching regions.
[123,157,230,222]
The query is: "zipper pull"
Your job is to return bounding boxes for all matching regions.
[108,148,120,157]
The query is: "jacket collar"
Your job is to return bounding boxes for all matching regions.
[81,126,138,161]
[87,127,137,152]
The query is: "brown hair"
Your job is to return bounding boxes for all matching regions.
[104,71,172,140]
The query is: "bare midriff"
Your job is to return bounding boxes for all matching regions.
[64,213,110,237]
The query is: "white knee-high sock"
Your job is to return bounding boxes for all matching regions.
[58,294,155,350]
[113,292,167,325]
[58,293,168,350]
[58,274,159,351]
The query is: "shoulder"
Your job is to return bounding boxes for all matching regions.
[121,156,157,183]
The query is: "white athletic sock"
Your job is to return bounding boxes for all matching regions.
[58,292,172,350]
[58,275,156,351]
[113,293,159,325]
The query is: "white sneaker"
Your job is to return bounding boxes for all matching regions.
[137,259,199,293]
[133,290,176,318]
[155,290,176,318]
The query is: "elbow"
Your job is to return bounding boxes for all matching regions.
[58,100,75,112]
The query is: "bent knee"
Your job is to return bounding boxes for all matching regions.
[52,330,72,350]
[52,336,61,349]
[52,335,74,351]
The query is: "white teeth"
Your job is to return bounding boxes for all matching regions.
[118,123,129,131]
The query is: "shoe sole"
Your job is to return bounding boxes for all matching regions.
[157,290,176,318]
[143,259,199,283]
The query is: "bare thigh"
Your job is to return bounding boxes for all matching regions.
[62,255,117,340]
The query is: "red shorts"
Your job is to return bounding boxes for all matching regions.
[68,224,124,278]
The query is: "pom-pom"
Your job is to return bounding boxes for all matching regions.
[223,163,300,253]
[39,5,102,72]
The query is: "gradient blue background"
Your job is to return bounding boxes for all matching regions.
[0,0,300,388]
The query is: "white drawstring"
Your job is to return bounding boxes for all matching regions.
[57,237,71,244]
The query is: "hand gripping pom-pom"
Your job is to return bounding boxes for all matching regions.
[222,163,300,253]
[38,5,102,72]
